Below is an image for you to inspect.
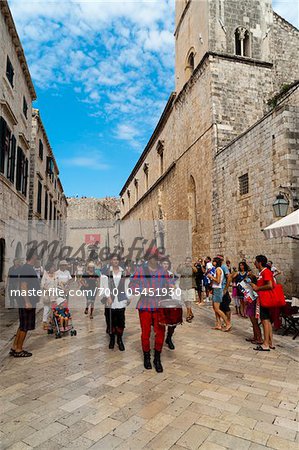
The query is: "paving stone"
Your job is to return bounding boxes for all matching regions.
[254,421,297,441]
[206,430,251,450]
[227,424,269,445]
[23,422,67,447]
[176,424,211,449]
[267,435,299,450]
[82,417,121,441]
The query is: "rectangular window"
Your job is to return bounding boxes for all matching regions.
[37,180,42,214]
[23,97,28,119]
[39,139,43,160]
[6,56,14,87]
[16,147,28,196]
[44,191,48,220]
[7,134,16,183]
[239,173,249,195]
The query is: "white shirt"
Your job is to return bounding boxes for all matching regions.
[55,269,72,286]
[212,268,224,289]
[110,268,130,310]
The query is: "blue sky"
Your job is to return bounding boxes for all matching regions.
[8,0,299,198]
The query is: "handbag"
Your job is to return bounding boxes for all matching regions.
[258,283,286,308]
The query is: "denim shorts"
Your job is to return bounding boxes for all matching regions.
[212,289,223,303]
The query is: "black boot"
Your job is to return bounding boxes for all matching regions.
[117,336,125,351]
[153,350,163,373]
[165,334,175,350]
[109,334,115,349]
[143,351,152,370]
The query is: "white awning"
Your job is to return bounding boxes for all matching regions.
[263,209,299,239]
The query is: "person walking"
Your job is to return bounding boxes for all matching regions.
[41,262,58,329]
[161,257,180,350]
[177,257,197,322]
[81,262,99,319]
[9,251,40,357]
[105,254,130,351]
[194,258,204,305]
[129,246,171,373]
[7,258,22,309]
[208,257,231,332]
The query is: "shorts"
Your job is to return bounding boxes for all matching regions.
[260,305,271,321]
[19,308,36,332]
[181,289,195,307]
[212,289,223,303]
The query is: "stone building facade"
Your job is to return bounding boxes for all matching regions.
[0,0,67,282]
[120,0,299,295]
[28,109,68,260]
[66,197,119,262]
[0,0,36,282]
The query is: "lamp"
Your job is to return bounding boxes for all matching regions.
[273,193,289,217]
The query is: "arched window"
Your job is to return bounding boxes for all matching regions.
[15,242,23,259]
[134,179,139,203]
[188,176,197,233]
[185,49,195,81]
[235,27,251,57]
[143,163,149,191]
[0,238,5,282]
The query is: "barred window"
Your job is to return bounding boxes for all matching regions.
[37,180,42,214]
[239,173,249,195]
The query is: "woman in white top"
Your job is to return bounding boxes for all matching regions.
[105,254,130,351]
[41,263,58,328]
[55,260,72,298]
[208,257,231,332]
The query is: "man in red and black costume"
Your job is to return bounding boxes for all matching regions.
[129,247,171,373]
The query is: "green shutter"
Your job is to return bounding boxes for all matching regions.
[0,117,7,174]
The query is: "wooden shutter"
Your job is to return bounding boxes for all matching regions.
[23,158,28,197]
[8,134,16,182]
[0,117,7,173]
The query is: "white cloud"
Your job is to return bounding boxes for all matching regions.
[62,151,109,170]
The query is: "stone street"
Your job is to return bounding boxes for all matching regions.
[0,302,298,450]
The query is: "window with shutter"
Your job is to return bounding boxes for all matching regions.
[39,140,43,160]
[16,147,22,191]
[37,181,42,214]
[6,56,14,87]
[49,199,53,220]
[44,191,48,220]
[7,134,16,182]
[23,158,28,197]
[0,117,6,174]
[23,97,28,119]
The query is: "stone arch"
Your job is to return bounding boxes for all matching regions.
[0,238,5,282]
[188,175,197,233]
[185,47,195,81]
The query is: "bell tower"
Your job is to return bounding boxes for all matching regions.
[175,0,273,94]
[175,0,210,93]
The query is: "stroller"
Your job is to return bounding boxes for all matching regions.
[48,297,77,339]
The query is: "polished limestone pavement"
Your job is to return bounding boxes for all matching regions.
[0,302,298,450]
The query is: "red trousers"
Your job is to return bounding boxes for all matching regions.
[139,310,165,352]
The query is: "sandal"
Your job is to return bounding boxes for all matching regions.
[9,348,16,356]
[270,346,276,350]
[245,338,255,342]
[13,350,33,358]
[224,326,232,332]
[253,345,270,352]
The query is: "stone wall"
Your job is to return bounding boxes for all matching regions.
[213,86,299,295]
[272,13,299,92]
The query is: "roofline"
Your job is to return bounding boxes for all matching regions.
[273,11,299,32]
[0,0,37,100]
[119,92,176,196]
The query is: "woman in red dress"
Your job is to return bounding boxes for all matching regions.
[251,255,274,352]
